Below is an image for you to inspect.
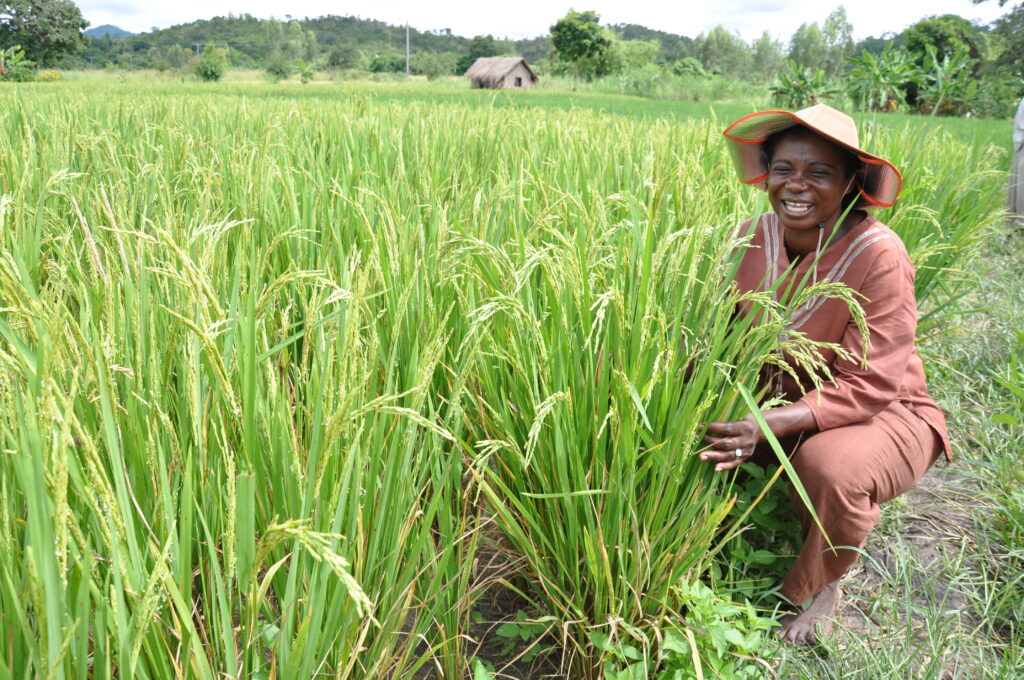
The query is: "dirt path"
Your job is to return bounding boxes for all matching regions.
[833,459,986,674]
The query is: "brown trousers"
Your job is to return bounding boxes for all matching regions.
[771,401,942,606]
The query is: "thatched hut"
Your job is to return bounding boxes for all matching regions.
[464,57,538,90]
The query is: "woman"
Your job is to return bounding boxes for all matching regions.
[702,105,950,645]
[1010,95,1024,225]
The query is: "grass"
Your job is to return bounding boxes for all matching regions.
[0,79,1013,678]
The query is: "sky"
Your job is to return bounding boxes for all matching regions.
[78,0,1010,42]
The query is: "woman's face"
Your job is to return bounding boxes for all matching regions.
[766,128,854,232]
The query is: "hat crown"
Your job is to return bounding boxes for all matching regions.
[795,104,860,150]
[722,104,903,209]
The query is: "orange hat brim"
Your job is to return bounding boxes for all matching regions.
[722,109,903,209]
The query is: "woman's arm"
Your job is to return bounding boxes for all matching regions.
[701,233,919,472]
[700,401,817,472]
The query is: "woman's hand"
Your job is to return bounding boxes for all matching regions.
[700,402,818,472]
[701,415,761,471]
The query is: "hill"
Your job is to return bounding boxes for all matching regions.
[69,13,689,76]
[85,25,134,39]
[76,13,555,73]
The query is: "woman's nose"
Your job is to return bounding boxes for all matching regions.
[785,172,809,190]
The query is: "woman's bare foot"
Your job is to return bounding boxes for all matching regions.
[779,581,841,645]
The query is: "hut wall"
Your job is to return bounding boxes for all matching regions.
[501,63,534,90]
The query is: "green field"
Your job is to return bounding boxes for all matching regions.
[0,81,1017,679]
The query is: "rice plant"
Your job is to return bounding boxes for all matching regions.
[0,82,1005,678]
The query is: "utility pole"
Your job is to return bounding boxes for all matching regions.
[405,23,410,79]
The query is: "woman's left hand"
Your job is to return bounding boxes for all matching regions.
[700,415,761,471]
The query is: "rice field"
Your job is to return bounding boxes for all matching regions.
[0,82,1009,679]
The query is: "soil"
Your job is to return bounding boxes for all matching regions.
[832,459,986,676]
[465,523,567,679]
[839,462,974,626]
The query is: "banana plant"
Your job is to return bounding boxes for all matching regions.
[844,46,921,113]
[0,44,35,82]
[769,60,842,109]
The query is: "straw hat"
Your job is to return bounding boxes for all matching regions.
[722,104,902,209]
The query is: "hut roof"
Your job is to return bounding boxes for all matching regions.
[464,57,538,87]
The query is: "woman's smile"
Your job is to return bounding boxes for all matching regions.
[767,127,855,235]
[780,199,814,217]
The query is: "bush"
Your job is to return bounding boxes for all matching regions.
[672,56,708,78]
[370,51,405,73]
[615,63,664,97]
[264,51,291,81]
[194,47,228,82]
[327,44,361,70]
[416,52,458,80]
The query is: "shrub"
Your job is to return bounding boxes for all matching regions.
[264,50,291,81]
[194,46,228,82]
[672,56,708,78]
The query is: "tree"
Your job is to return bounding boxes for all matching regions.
[902,14,986,108]
[697,25,751,77]
[456,34,501,74]
[822,6,854,76]
[164,44,190,69]
[788,23,828,71]
[147,46,169,71]
[369,49,404,73]
[990,2,1023,80]
[0,0,87,66]
[416,51,457,80]
[327,43,360,70]
[751,31,785,77]
[550,10,611,83]
[665,37,692,63]
[263,17,317,78]
[610,38,659,71]
[467,34,498,59]
[904,14,985,63]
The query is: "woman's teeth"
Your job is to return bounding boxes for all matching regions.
[783,201,812,215]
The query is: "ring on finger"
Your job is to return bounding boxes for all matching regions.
[734,448,743,459]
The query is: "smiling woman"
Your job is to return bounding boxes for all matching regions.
[704,104,950,645]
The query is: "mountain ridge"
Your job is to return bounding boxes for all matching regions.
[85,24,134,40]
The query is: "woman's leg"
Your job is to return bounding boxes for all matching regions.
[778,401,941,641]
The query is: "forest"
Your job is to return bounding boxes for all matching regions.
[58,5,1024,118]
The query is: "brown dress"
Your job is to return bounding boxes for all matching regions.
[734,212,949,605]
